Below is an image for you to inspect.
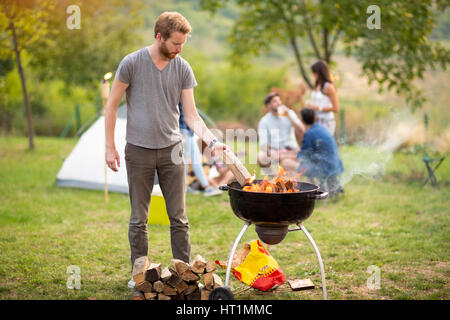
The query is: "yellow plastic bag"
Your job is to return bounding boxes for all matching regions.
[216,240,286,291]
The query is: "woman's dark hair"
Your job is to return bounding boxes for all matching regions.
[300,108,315,125]
[311,60,332,92]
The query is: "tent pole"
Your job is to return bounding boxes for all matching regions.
[101,73,112,205]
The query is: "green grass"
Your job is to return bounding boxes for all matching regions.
[0,136,449,300]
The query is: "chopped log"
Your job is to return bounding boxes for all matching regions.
[145,263,161,282]
[191,255,207,274]
[160,267,172,282]
[171,259,190,275]
[144,292,157,300]
[163,283,177,296]
[166,268,183,287]
[132,256,149,285]
[222,148,251,186]
[180,270,200,282]
[183,283,198,296]
[288,278,315,291]
[205,260,216,273]
[131,289,145,300]
[158,293,171,300]
[213,274,223,288]
[136,280,152,293]
[185,287,201,300]
[172,293,185,300]
[174,280,189,294]
[202,272,214,290]
[200,288,211,300]
[153,280,164,293]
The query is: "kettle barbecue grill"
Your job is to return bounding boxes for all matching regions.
[209,179,329,300]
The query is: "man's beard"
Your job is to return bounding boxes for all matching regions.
[159,42,177,60]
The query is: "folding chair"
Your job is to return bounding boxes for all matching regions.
[421,153,445,189]
[421,113,445,189]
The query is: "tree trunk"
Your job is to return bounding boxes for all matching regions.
[11,22,34,150]
[270,0,313,88]
[288,35,313,89]
[323,28,330,63]
[1,105,7,135]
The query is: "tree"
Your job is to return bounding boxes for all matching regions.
[0,56,14,134]
[0,0,53,149]
[29,0,145,90]
[201,0,450,108]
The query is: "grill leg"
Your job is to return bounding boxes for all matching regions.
[225,222,251,288]
[298,223,327,300]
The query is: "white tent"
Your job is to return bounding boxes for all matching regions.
[56,105,164,194]
[56,104,217,195]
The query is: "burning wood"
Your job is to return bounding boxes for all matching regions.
[242,166,303,193]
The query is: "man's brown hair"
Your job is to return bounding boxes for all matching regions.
[154,12,192,39]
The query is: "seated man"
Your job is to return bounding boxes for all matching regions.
[257,92,305,175]
[297,108,344,197]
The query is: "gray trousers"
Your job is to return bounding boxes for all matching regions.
[125,142,190,271]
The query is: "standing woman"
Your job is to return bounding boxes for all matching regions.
[305,60,340,135]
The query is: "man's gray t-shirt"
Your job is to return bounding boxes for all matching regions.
[116,47,197,149]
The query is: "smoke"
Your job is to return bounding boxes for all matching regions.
[340,145,392,186]
[339,109,425,187]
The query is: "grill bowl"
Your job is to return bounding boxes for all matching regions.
[221,180,327,225]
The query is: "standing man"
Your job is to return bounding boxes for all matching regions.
[104,12,228,288]
[257,92,305,175]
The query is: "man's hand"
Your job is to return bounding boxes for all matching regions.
[106,147,120,172]
[277,105,289,116]
[210,141,230,161]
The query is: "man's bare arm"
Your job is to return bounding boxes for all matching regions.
[180,88,216,146]
[180,88,229,157]
[105,77,128,171]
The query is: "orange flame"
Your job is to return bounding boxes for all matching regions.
[242,166,303,193]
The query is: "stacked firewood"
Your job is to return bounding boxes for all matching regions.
[131,254,222,300]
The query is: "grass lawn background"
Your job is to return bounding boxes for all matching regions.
[0,136,448,300]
